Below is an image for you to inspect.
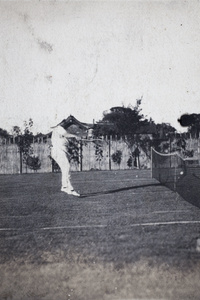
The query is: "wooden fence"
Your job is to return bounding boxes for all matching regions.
[0,138,52,174]
[0,136,151,174]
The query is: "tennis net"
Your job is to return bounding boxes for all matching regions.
[151,147,200,207]
[151,148,186,191]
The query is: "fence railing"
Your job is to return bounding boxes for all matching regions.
[1,135,200,174]
[0,136,151,174]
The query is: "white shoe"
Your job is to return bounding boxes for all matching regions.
[61,187,80,197]
[68,190,80,197]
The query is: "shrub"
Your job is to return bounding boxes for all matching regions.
[26,155,41,172]
[112,150,122,166]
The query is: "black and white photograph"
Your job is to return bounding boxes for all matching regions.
[1,1,200,299]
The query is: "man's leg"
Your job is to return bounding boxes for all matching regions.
[59,154,80,196]
[52,149,79,196]
[60,163,74,191]
[60,165,80,196]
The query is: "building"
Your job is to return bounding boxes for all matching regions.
[51,115,94,138]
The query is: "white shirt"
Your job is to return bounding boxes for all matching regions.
[51,125,79,152]
[51,126,70,152]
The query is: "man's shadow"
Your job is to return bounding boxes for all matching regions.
[81,176,200,210]
[80,182,161,198]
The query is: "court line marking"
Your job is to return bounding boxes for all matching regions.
[130,221,200,227]
[0,225,106,231]
[1,220,200,231]
[151,210,190,214]
[74,178,154,182]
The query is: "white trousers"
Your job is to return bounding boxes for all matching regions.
[51,147,73,190]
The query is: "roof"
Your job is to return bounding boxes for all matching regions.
[56,115,93,130]
[48,116,157,136]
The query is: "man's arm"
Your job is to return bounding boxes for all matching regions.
[65,133,82,141]
[65,132,81,139]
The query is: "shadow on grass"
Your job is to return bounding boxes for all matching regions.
[81,173,200,210]
[154,172,200,209]
[80,183,162,198]
[176,173,200,209]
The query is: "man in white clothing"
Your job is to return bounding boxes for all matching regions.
[51,124,80,196]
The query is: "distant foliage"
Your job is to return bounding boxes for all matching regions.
[0,128,9,138]
[26,155,41,172]
[67,138,80,164]
[94,143,103,162]
[92,102,183,157]
[93,103,149,140]
[127,149,139,168]
[183,149,194,158]
[178,113,200,138]
[13,119,33,158]
[112,150,122,166]
[13,119,34,172]
[49,156,60,172]
[127,156,133,168]
[137,136,152,158]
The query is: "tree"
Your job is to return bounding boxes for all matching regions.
[184,114,200,138]
[26,155,41,172]
[13,119,34,173]
[93,102,154,161]
[178,113,199,127]
[94,142,104,169]
[93,103,149,140]
[154,123,176,139]
[112,150,122,168]
[67,138,80,164]
[0,128,9,138]
[178,114,200,138]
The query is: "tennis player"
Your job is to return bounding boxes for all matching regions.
[51,124,80,196]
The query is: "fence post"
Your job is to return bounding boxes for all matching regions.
[109,136,112,171]
[80,139,83,171]
[151,147,153,178]
[20,149,23,174]
[17,136,23,174]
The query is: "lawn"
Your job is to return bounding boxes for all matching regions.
[0,170,200,300]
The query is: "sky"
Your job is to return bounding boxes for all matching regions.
[1,0,200,134]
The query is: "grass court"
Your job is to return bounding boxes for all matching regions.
[0,170,200,300]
